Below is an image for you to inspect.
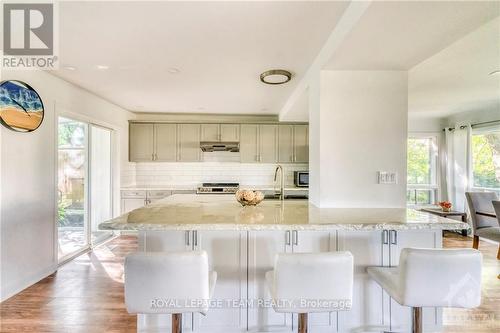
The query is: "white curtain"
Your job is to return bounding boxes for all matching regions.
[443,125,472,212]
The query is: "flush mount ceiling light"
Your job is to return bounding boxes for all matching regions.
[260,69,292,85]
[168,67,180,74]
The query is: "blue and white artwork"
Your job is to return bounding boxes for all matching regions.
[0,80,44,132]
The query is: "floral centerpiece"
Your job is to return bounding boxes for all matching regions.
[438,201,452,212]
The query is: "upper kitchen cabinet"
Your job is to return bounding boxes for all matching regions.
[129,123,154,162]
[259,125,278,163]
[240,124,259,163]
[155,124,177,161]
[240,124,278,163]
[293,125,309,163]
[220,124,240,141]
[201,124,220,141]
[278,125,294,163]
[177,124,201,162]
[201,124,240,142]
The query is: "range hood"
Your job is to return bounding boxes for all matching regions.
[200,141,240,152]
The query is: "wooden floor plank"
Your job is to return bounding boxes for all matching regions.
[1,233,498,332]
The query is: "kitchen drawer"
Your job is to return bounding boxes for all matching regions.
[147,190,172,199]
[172,190,196,195]
[121,190,147,198]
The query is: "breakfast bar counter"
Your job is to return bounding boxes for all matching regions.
[100,194,467,333]
[100,194,468,231]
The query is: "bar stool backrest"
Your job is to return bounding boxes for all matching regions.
[272,251,353,313]
[125,251,210,314]
[399,248,482,308]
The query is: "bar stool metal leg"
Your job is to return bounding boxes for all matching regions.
[172,313,182,333]
[298,313,308,333]
[412,307,422,333]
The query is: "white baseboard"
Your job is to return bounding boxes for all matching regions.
[0,264,57,302]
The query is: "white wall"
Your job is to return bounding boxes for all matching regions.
[0,70,135,301]
[309,70,408,208]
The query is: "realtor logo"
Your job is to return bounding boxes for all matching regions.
[2,2,58,69]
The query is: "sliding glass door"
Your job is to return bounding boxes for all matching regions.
[57,117,114,262]
[90,125,114,244]
[58,117,89,259]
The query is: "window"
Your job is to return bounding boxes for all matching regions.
[471,126,500,196]
[407,135,439,206]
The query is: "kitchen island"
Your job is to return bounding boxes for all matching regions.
[100,195,468,333]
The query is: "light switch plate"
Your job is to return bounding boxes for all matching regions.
[378,171,398,184]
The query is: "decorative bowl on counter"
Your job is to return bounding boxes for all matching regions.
[235,189,264,206]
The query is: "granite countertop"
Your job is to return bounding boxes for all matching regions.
[100,194,467,231]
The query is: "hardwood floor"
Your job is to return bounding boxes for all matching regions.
[1,233,498,332]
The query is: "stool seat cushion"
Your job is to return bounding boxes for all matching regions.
[367,267,401,303]
[367,248,482,308]
[475,227,500,242]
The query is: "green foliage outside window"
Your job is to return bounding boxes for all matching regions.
[407,138,432,185]
[472,132,500,188]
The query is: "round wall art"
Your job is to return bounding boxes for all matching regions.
[0,80,44,132]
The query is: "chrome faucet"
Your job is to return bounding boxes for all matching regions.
[274,165,285,201]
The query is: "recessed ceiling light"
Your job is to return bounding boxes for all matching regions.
[260,69,292,85]
[168,68,180,74]
[96,65,109,70]
[63,65,76,71]
[260,108,268,112]
[489,70,500,75]
[197,107,205,110]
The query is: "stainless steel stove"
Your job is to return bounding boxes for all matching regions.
[197,183,240,194]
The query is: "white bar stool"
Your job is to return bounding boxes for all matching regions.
[367,248,482,333]
[125,251,217,333]
[266,252,354,333]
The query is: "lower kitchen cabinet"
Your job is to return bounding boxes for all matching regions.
[120,190,173,214]
[136,229,442,333]
[193,230,248,332]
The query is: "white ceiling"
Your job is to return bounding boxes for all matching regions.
[325,1,499,70]
[408,17,500,119]
[50,1,349,114]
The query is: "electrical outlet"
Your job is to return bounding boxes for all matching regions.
[378,171,398,184]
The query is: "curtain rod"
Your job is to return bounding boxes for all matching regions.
[442,119,500,131]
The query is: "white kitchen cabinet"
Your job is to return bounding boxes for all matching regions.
[201,124,220,141]
[193,231,247,332]
[260,125,278,163]
[337,230,387,332]
[220,124,240,141]
[121,198,146,214]
[385,230,442,333]
[129,123,154,162]
[177,124,201,162]
[240,124,260,163]
[293,125,308,163]
[155,124,177,161]
[120,190,171,213]
[248,231,293,332]
[278,125,294,163]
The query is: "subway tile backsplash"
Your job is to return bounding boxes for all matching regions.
[126,161,308,188]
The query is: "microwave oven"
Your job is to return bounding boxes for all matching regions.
[294,171,309,187]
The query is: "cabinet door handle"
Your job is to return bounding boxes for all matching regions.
[185,231,190,246]
[292,230,298,246]
[285,231,291,245]
[193,230,198,247]
[382,230,389,244]
[390,230,397,245]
